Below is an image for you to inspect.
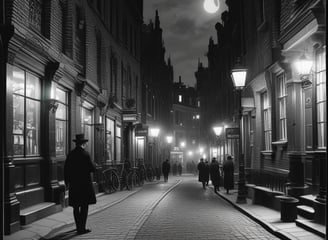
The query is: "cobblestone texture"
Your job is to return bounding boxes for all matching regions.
[45,176,280,240]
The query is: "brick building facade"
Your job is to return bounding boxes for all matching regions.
[1,0,143,234]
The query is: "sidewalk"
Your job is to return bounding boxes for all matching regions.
[3,181,160,240]
[215,188,325,240]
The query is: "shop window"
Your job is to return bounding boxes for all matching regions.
[262,91,272,150]
[116,125,121,163]
[315,46,326,149]
[81,101,94,159]
[105,118,115,163]
[55,87,68,156]
[12,66,41,156]
[277,73,287,140]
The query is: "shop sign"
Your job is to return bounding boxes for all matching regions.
[226,128,240,139]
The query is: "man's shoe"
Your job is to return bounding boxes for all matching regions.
[78,229,91,234]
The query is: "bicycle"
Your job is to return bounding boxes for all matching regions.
[126,167,141,190]
[145,164,155,182]
[102,166,120,194]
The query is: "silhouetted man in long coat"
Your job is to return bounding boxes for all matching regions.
[198,158,209,189]
[223,155,235,194]
[209,158,220,193]
[162,159,171,182]
[64,134,96,234]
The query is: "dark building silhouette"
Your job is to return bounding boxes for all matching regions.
[140,10,174,169]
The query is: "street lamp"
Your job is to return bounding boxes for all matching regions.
[231,61,247,204]
[166,135,173,144]
[213,126,223,162]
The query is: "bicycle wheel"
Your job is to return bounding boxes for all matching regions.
[102,169,119,194]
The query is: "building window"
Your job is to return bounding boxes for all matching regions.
[29,0,42,32]
[315,46,326,149]
[12,66,41,156]
[81,101,94,159]
[178,95,182,103]
[105,118,115,163]
[116,125,121,163]
[262,91,272,150]
[277,73,287,140]
[55,87,68,156]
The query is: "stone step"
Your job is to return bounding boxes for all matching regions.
[20,202,62,225]
[295,219,326,238]
[299,194,316,207]
[297,205,315,219]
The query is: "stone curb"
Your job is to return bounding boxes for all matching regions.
[214,188,298,240]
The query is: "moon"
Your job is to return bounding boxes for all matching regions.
[203,0,220,14]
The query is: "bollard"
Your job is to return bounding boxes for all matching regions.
[276,196,299,222]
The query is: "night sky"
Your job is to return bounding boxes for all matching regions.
[144,0,228,87]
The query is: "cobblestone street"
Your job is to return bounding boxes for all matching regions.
[44,175,280,240]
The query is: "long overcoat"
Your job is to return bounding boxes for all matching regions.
[64,146,96,207]
[223,160,234,190]
[209,161,220,186]
[197,161,209,182]
[162,161,170,175]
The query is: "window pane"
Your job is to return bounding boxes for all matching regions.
[56,103,67,120]
[13,135,24,155]
[56,88,66,102]
[318,123,326,148]
[116,125,121,137]
[12,67,25,95]
[25,99,40,155]
[56,120,67,156]
[317,102,326,122]
[13,95,25,135]
[116,137,121,162]
[26,73,41,99]
[106,118,115,162]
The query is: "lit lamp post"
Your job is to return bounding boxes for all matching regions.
[231,62,247,204]
[149,127,160,167]
[213,126,223,161]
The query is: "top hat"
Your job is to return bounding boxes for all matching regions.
[73,134,88,143]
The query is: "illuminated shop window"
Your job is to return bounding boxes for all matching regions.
[12,66,41,156]
[55,87,68,156]
[81,101,94,159]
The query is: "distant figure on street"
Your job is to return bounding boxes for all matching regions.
[197,158,208,189]
[223,155,235,194]
[162,159,171,182]
[64,134,96,234]
[209,158,221,193]
[178,162,182,176]
[204,160,210,186]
